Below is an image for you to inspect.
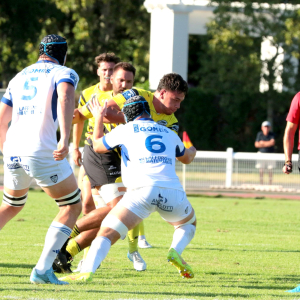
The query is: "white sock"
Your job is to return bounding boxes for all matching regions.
[138,235,146,240]
[92,195,106,209]
[35,221,71,274]
[81,236,111,273]
[170,224,196,255]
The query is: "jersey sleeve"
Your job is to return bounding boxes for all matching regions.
[55,68,79,90]
[1,81,13,107]
[102,125,125,150]
[174,134,186,157]
[112,88,140,109]
[287,92,300,125]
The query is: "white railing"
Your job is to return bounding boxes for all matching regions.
[68,146,299,194]
[175,148,300,193]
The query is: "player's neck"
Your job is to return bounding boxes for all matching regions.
[38,56,59,64]
[98,82,112,92]
[153,92,163,114]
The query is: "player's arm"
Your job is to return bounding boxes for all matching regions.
[89,99,110,153]
[283,121,297,174]
[0,102,12,153]
[72,122,84,166]
[72,108,88,124]
[102,99,125,124]
[53,82,75,161]
[177,146,197,164]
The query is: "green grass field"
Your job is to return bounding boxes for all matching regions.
[1,191,300,299]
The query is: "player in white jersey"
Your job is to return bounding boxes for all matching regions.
[60,95,197,282]
[0,34,82,285]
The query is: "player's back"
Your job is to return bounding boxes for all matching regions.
[110,118,184,191]
[2,60,79,157]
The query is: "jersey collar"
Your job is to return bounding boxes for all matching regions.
[36,60,57,64]
[138,118,153,121]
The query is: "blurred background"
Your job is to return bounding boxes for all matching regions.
[1,0,300,192]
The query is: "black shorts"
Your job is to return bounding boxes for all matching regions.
[82,144,121,189]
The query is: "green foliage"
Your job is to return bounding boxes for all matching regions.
[1,191,300,299]
[0,0,150,89]
[177,88,293,152]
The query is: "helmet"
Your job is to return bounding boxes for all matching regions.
[122,95,151,123]
[39,34,67,65]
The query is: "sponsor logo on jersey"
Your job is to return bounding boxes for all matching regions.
[18,105,40,116]
[108,165,117,170]
[52,249,60,254]
[151,195,173,212]
[50,175,58,183]
[169,124,179,133]
[110,171,121,176]
[8,157,29,171]
[139,156,172,165]
[122,89,138,100]
[157,120,168,127]
[133,124,139,133]
[70,73,78,86]
[134,124,168,133]
[185,206,189,214]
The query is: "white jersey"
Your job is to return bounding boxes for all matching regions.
[1,60,79,157]
[103,118,185,191]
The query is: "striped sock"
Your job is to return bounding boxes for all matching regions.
[35,221,71,274]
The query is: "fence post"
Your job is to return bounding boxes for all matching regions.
[182,164,186,191]
[226,147,233,187]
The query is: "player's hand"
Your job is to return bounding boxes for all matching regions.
[53,140,69,161]
[89,98,107,119]
[73,148,82,166]
[282,161,293,174]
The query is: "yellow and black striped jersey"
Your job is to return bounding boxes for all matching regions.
[112,88,179,134]
[80,90,117,144]
[78,84,112,145]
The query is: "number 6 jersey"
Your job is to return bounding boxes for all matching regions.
[102,118,185,191]
[1,60,79,157]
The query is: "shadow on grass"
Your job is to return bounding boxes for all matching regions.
[200,247,300,253]
[0,263,34,269]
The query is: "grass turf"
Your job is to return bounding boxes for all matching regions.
[0,190,300,299]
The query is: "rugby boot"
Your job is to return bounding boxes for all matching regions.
[60,272,93,282]
[127,251,147,271]
[52,239,73,273]
[30,267,69,285]
[138,238,152,248]
[167,248,194,279]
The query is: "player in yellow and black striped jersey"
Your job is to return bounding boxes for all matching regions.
[112,87,179,134]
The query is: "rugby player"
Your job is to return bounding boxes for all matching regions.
[55,62,150,272]
[55,72,187,273]
[0,34,82,285]
[60,95,197,282]
[72,53,120,271]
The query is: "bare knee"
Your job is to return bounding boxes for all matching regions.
[59,201,82,217]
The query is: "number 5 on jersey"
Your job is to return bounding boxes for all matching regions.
[21,77,38,100]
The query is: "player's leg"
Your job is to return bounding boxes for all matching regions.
[52,195,121,272]
[0,187,29,229]
[61,203,143,281]
[0,157,31,229]
[60,187,153,281]
[30,158,81,285]
[157,188,196,279]
[138,220,152,248]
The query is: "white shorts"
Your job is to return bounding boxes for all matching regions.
[3,156,73,190]
[117,186,193,223]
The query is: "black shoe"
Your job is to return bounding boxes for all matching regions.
[52,239,73,274]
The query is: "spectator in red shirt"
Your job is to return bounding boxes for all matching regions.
[282,92,300,175]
